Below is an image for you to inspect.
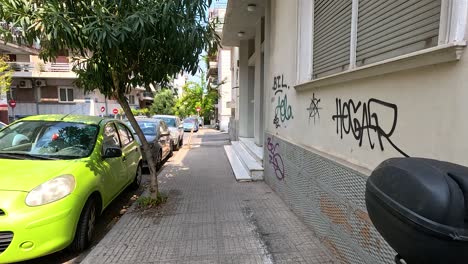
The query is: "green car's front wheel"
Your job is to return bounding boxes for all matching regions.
[69,197,98,252]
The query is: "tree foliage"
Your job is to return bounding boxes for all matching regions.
[0,0,219,198]
[150,89,176,115]
[0,56,12,94]
[175,74,219,123]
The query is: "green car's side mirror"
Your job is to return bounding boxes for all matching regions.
[103,147,122,159]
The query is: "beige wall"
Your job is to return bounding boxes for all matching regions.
[266,0,468,170]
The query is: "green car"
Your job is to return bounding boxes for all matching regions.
[0,115,142,263]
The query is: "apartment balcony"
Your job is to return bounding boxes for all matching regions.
[207,61,218,78]
[133,85,146,91]
[7,62,77,79]
[139,91,154,101]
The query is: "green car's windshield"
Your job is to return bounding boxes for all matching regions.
[0,121,99,160]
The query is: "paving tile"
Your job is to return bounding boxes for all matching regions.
[82,131,335,264]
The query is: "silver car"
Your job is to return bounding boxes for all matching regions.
[127,117,173,170]
[153,115,184,151]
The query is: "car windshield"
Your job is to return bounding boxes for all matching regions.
[135,121,159,136]
[184,118,195,124]
[155,117,176,127]
[0,121,99,160]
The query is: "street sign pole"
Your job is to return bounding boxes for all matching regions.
[8,100,16,121]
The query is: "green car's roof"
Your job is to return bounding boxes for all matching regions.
[20,114,106,125]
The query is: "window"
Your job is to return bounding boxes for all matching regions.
[355,0,440,66]
[58,87,74,102]
[128,95,135,105]
[313,0,353,78]
[7,88,16,101]
[299,0,451,80]
[116,123,134,147]
[159,121,168,135]
[102,123,120,153]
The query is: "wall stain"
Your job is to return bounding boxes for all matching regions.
[322,237,351,264]
[319,196,352,233]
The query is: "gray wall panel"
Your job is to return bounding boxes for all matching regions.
[264,132,396,264]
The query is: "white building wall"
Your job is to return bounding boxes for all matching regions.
[218,49,232,131]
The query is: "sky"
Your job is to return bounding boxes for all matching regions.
[187,0,228,84]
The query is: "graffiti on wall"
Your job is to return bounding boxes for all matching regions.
[272,75,293,128]
[306,93,322,124]
[331,98,409,157]
[267,137,285,180]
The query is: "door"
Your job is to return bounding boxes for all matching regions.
[159,121,170,159]
[101,122,127,201]
[116,122,140,183]
[177,118,184,140]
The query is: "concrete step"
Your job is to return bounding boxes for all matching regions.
[224,145,252,182]
[239,137,263,163]
[232,141,263,181]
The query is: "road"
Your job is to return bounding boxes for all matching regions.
[19,128,219,264]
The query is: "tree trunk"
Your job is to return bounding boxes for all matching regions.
[112,72,159,199]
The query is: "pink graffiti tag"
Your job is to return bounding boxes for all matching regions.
[267,137,285,180]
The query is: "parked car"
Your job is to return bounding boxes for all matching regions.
[0,114,142,263]
[183,117,199,132]
[127,117,173,170]
[153,115,184,151]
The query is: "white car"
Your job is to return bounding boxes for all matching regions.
[153,115,184,150]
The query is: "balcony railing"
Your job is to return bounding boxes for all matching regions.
[7,62,73,73]
[8,62,34,72]
[140,91,154,101]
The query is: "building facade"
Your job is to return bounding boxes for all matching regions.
[207,7,233,131]
[223,0,468,263]
[0,42,148,122]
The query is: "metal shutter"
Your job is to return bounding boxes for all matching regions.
[313,0,352,78]
[356,0,441,66]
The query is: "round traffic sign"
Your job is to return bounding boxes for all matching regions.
[196,106,201,112]
[8,99,16,109]
[112,108,119,115]
[100,106,105,113]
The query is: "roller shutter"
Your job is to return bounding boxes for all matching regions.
[313,0,352,78]
[356,0,441,66]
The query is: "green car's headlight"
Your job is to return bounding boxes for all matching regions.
[25,175,76,206]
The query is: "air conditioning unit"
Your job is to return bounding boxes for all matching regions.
[18,80,32,89]
[35,79,46,87]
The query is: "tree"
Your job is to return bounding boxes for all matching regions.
[174,75,220,123]
[0,0,219,199]
[0,56,12,95]
[150,89,176,115]
[175,81,203,118]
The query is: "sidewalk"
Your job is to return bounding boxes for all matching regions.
[82,130,334,264]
